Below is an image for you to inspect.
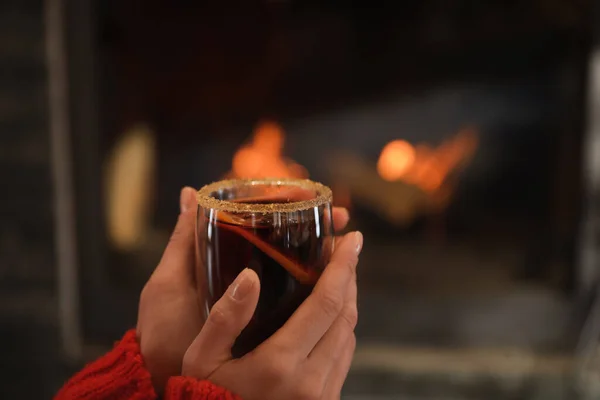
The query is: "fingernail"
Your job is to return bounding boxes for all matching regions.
[180,187,196,213]
[229,268,254,301]
[354,231,363,255]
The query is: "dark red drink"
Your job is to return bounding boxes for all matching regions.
[196,180,334,357]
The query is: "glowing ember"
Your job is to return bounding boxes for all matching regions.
[377,140,416,181]
[377,128,479,193]
[230,120,308,179]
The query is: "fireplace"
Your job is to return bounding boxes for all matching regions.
[57,0,599,397]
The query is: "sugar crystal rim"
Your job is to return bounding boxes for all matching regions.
[196,178,333,213]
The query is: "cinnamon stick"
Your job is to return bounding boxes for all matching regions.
[215,218,319,285]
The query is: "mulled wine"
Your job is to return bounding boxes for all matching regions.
[196,179,334,357]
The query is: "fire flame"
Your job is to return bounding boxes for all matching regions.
[377,127,479,192]
[230,120,308,179]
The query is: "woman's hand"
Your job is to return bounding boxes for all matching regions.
[136,187,203,393]
[136,187,351,393]
[182,231,363,400]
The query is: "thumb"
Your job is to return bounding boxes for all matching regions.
[183,268,261,378]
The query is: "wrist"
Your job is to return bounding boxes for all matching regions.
[54,329,156,400]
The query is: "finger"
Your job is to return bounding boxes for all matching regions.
[182,268,261,378]
[308,264,357,367]
[151,187,197,284]
[179,186,197,213]
[320,334,356,400]
[332,207,350,232]
[266,231,363,357]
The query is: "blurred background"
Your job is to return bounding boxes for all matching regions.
[4,0,600,398]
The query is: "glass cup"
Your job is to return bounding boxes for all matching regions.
[196,178,334,357]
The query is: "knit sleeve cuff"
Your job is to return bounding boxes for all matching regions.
[165,377,242,400]
[54,329,156,400]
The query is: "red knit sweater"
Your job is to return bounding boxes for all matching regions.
[55,330,241,400]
